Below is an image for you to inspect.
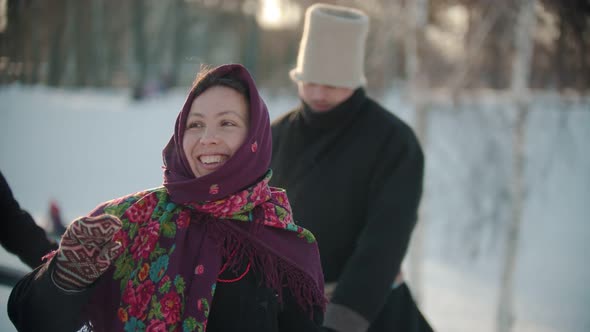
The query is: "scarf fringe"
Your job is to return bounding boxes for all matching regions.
[205,214,327,317]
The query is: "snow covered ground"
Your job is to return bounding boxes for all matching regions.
[0,85,588,331]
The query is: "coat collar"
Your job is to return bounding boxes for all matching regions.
[299,88,366,129]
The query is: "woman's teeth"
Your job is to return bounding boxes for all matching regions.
[199,155,225,164]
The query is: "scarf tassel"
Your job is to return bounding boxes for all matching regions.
[205,215,327,318]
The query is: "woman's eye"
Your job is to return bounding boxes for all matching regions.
[187,122,203,129]
[221,120,236,127]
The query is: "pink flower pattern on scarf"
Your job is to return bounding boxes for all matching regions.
[123,279,155,319]
[146,319,167,332]
[130,221,160,260]
[160,291,182,325]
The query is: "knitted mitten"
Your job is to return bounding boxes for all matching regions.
[51,214,123,291]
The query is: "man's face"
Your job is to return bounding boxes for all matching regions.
[297,82,354,112]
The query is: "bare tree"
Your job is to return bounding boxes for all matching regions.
[170,0,188,86]
[448,0,508,95]
[132,0,147,91]
[92,0,107,86]
[57,0,79,87]
[73,1,95,86]
[496,1,537,331]
[26,3,43,85]
[46,0,69,86]
[403,0,429,305]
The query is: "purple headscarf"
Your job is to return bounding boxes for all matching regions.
[162,64,272,203]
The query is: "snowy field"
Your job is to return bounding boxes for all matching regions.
[1,85,589,331]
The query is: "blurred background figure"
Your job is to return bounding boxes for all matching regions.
[270,4,432,332]
[48,199,66,237]
[131,70,175,101]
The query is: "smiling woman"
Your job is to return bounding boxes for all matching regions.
[183,77,250,178]
[7,64,326,332]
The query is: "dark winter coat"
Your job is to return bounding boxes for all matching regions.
[270,89,433,332]
[8,258,323,332]
[0,171,57,270]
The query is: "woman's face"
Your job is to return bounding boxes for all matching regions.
[183,85,249,178]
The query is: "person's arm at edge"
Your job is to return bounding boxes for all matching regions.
[8,258,97,332]
[0,172,58,269]
[7,195,127,332]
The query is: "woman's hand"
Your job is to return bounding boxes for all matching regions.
[51,214,123,291]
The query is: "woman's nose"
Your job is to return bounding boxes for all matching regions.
[199,128,219,144]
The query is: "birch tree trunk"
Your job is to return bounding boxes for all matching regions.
[170,0,187,86]
[92,0,107,86]
[404,0,429,305]
[1,0,25,84]
[132,0,147,91]
[28,5,42,85]
[47,0,68,86]
[61,0,77,86]
[496,1,536,331]
[73,1,91,86]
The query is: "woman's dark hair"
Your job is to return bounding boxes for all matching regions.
[191,65,250,102]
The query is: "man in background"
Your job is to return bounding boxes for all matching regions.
[270,3,433,331]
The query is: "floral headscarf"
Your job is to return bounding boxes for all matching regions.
[83,64,325,332]
[162,64,272,203]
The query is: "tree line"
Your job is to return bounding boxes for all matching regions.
[0,0,588,93]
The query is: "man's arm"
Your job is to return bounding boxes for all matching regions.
[325,127,424,332]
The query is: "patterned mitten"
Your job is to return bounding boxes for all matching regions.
[51,214,123,291]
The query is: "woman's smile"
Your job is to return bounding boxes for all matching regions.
[197,154,229,170]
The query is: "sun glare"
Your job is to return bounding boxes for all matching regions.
[261,0,281,25]
[257,0,301,30]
